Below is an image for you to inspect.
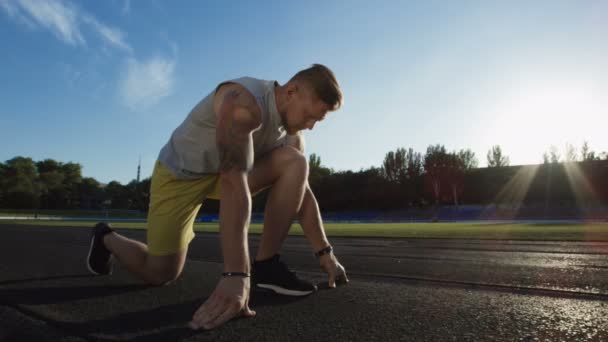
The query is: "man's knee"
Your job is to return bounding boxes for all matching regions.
[148,267,182,286]
[277,146,309,176]
[144,253,186,286]
[249,146,309,194]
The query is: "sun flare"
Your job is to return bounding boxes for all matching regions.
[486,79,604,165]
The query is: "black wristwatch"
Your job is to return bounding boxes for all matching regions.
[315,245,333,258]
[222,272,250,277]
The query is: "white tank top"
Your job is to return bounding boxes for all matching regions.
[158,77,299,179]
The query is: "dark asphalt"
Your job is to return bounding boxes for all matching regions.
[1,223,607,341]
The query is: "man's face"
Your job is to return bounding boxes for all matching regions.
[285,85,330,134]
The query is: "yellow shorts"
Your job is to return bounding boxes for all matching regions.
[147,160,220,256]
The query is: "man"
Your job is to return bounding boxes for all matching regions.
[86,64,348,330]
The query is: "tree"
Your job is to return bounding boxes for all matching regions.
[381,147,423,186]
[424,144,449,204]
[457,149,478,170]
[581,141,598,161]
[0,161,6,207]
[549,146,560,163]
[104,181,130,209]
[3,157,40,208]
[379,148,424,207]
[36,159,66,209]
[138,177,152,212]
[405,148,424,180]
[487,145,510,167]
[34,159,83,209]
[542,152,550,164]
[78,177,104,209]
[61,162,83,209]
[308,153,332,189]
[446,152,466,206]
[564,143,577,162]
[381,148,407,183]
[309,154,321,169]
[404,148,424,206]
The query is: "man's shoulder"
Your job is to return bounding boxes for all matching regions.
[215,82,257,106]
[214,82,262,129]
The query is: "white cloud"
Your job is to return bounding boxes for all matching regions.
[0,0,34,28]
[120,57,176,110]
[2,0,179,110]
[82,14,131,53]
[6,0,84,45]
[0,0,131,51]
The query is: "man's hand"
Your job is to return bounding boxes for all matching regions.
[189,276,256,330]
[319,252,349,288]
[190,81,260,331]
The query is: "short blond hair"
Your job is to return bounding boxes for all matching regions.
[290,64,343,111]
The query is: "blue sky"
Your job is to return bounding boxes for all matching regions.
[1,0,607,184]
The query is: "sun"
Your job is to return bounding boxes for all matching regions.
[485,79,603,164]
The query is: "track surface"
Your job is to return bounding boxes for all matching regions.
[1,224,607,341]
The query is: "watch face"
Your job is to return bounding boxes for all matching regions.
[316,246,332,257]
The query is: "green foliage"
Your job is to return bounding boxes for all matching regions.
[549,146,561,163]
[2,157,40,208]
[308,153,333,189]
[0,162,6,207]
[0,156,144,211]
[1,149,607,212]
[423,144,448,204]
[487,145,510,167]
[457,149,478,170]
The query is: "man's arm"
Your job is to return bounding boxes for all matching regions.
[190,83,261,330]
[215,84,260,274]
[286,134,349,288]
[298,184,331,251]
[283,133,329,249]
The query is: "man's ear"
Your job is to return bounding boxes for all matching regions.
[286,82,299,97]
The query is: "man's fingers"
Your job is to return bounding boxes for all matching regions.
[193,299,215,322]
[190,298,221,330]
[242,306,257,318]
[336,271,349,285]
[328,270,336,288]
[243,297,256,317]
[204,302,241,330]
[193,298,216,318]
[337,265,349,283]
[190,307,209,329]
[201,300,229,328]
[193,292,219,320]
[191,301,256,330]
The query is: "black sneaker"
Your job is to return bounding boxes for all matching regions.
[252,254,317,296]
[86,222,114,275]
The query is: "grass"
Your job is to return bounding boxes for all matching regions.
[2,219,608,241]
[0,209,145,218]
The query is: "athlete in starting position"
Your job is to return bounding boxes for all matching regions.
[87,64,349,330]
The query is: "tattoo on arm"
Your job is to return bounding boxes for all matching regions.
[217,89,255,173]
[217,121,251,172]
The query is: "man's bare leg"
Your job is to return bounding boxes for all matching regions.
[247,146,309,261]
[103,233,187,286]
[101,146,305,284]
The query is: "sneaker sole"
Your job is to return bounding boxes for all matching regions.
[86,235,112,276]
[256,283,315,296]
